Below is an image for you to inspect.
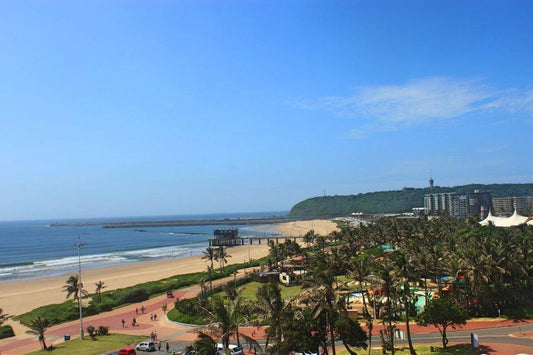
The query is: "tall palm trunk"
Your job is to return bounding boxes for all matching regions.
[328,299,336,355]
[386,296,395,355]
[403,283,416,354]
[40,335,47,350]
[264,334,271,353]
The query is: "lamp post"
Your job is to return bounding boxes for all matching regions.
[75,237,86,339]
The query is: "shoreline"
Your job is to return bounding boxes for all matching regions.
[0,244,269,316]
[0,219,338,318]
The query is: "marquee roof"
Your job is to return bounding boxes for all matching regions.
[479,210,533,227]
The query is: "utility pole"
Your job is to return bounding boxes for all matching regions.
[75,236,86,339]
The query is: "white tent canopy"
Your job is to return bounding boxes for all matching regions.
[480,210,533,227]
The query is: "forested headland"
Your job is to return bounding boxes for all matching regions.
[289,183,533,217]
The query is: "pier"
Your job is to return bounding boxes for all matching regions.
[208,235,304,247]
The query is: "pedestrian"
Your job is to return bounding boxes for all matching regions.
[121,319,125,328]
[154,313,157,321]
[150,313,153,321]
[132,318,136,327]
[141,305,145,314]
[158,341,161,351]
[135,307,138,315]
[166,342,170,352]
[154,329,158,340]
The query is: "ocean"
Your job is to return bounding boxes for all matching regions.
[0,212,285,282]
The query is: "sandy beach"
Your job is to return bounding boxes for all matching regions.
[0,219,337,318]
[0,244,268,317]
[255,218,339,237]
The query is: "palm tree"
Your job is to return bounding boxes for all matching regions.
[63,275,88,311]
[217,246,231,272]
[391,252,417,355]
[256,280,286,353]
[268,240,282,267]
[305,251,337,355]
[349,253,374,354]
[94,281,106,302]
[26,316,53,350]
[303,230,316,249]
[370,261,399,354]
[202,247,217,289]
[201,296,254,352]
[189,332,218,355]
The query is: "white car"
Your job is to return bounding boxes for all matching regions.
[215,343,244,355]
[136,342,156,352]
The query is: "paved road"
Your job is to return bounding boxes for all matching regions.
[407,322,533,347]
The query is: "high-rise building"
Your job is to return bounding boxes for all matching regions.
[424,190,491,218]
[424,192,455,216]
[468,190,492,217]
[492,196,531,216]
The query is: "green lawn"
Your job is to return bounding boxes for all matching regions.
[212,281,302,301]
[338,344,474,354]
[31,334,146,355]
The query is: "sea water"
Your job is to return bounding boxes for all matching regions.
[0,212,284,282]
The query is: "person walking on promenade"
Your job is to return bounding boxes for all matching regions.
[166,342,169,352]
[135,307,138,315]
[141,305,145,314]
[132,318,137,327]
[121,319,125,328]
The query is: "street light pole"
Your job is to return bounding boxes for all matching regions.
[75,237,86,339]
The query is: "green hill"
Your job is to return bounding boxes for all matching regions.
[288,183,533,217]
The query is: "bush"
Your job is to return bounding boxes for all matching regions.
[98,325,109,335]
[167,309,206,325]
[14,300,80,326]
[89,298,115,313]
[86,325,96,338]
[0,325,15,339]
[115,288,149,304]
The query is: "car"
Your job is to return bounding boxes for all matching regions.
[215,343,244,355]
[230,346,243,355]
[136,342,156,352]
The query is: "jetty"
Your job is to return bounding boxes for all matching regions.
[208,228,304,247]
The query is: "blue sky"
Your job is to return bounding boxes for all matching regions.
[1,0,532,220]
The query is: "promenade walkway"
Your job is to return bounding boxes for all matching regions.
[1,270,532,354]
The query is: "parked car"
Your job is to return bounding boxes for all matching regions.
[136,342,156,352]
[215,343,244,355]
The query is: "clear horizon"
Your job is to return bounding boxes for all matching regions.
[2,1,533,220]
